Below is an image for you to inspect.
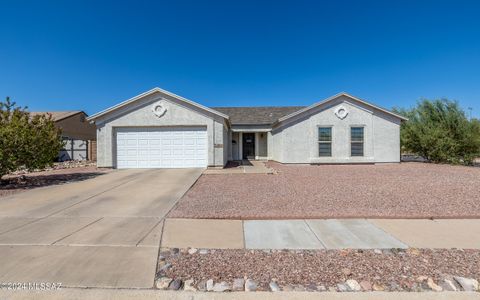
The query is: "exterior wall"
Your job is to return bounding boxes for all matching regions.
[231,132,240,160]
[94,92,227,168]
[373,111,401,162]
[270,96,401,163]
[267,132,273,159]
[257,132,268,159]
[222,122,229,164]
[57,113,96,141]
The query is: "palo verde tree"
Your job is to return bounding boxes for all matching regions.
[0,97,64,180]
[394,99,480,165]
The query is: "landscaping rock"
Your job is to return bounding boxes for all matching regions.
[341,268,352,276]
[206,279,214,291]
[359,280,372,291]
[199,249,209,255]
[197,280,207,292]
[337,283,349,292]
[294,285,306,291]
[171,248,180,255]
[183,279,197,292]
[346,279,361,291]
[158,262,172,273]
[213,281,231,292]
[232,278,245,291]
[306,283,317,291]
[168,279,182,290]
[416,275,428,282]
[316,285,326,291]
[245,279,257,292]
[427,278,443,292]
[269,281,280,292]
[188,248,198,255]
[372,283,385,291]
[373,249,382,254]
[440,279,457,291]
[283,285,294,291]
[454,276,479,291]
[155,277,172,290]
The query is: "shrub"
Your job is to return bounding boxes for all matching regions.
[394,99,480,165]
[0,97,64,180]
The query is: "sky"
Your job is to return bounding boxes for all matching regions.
[1,0,479,118]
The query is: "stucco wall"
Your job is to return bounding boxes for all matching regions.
[258,132,268,158]
[57,113,96,140]
[94,92,227,168]
[231,132,240,160]
[270,96,401,163]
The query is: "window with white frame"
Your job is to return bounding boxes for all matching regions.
[318,127,332,157]
[350,127,364,156]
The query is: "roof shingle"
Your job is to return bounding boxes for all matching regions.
[211,106,305,125]
[29,111,84,122]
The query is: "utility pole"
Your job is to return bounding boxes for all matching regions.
[468,107,473,120]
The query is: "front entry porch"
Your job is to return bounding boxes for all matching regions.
[231,131,268,161]
[204,159,274,174]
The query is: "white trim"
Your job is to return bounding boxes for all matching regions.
[87,87,230,122]
[276,92,408,125]
[231,128,271,132]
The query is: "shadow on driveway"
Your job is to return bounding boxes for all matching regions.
[0,172,106,197]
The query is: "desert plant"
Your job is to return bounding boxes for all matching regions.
[394,99,480,165]
[0,97,64,180]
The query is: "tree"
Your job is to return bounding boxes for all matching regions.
[394,99,480,165]
[0,97,64,180]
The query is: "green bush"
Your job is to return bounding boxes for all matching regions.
[0,97,64,180]
[394,99,480,165]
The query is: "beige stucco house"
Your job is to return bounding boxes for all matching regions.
[87,87,407,168]
[31,111,97,161]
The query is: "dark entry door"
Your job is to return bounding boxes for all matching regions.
[242,133,255,159]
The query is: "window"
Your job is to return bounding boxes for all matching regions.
[318,127,332,157]
[351,127,364,156]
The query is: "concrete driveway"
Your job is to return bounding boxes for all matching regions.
[0,168,203,288]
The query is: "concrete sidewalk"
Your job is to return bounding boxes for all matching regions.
[162,218,480,250]
[1,289,479,300]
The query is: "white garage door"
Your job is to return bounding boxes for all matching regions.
[116,127,207,169]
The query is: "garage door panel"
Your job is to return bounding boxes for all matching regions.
[116,127,207,169]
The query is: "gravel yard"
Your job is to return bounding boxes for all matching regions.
[0,162,108,198]
[169,162,480,219]
[158,248,480,292]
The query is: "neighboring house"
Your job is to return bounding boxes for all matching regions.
[31,111,97,161]
[87,87,407,169]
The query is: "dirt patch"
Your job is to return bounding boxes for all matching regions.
[0,165,108,198]
[159,248,480,291]
[169,162,480,219]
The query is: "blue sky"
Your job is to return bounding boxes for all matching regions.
[1,0,479,117]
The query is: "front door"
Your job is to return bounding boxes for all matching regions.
[242,133,255,159]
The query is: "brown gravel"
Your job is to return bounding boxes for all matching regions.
[0,165,108,198]
[159,248,480,291]
[169,162,480,219]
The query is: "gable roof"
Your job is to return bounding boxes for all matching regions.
[87,87,230,122]
[30,111,85,122]
[276,92,408,125]
[211,106,305,125]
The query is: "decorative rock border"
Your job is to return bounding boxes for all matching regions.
[156,247,480,293]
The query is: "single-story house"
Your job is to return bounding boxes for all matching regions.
[87,87,407,168]
[31,111,97,161]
